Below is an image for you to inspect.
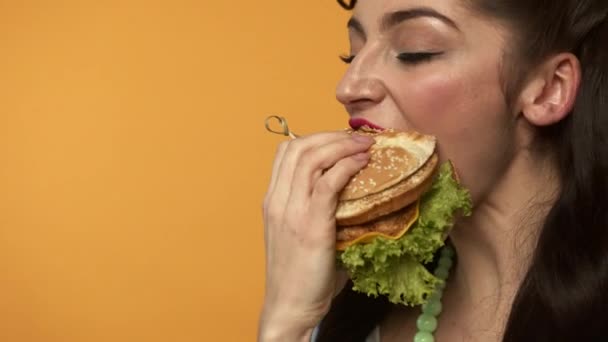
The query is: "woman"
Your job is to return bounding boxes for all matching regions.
[259,0,608,341]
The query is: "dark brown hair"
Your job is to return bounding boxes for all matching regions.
[318,1,608,341]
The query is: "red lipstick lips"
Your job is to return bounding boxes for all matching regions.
[349,118,385,130]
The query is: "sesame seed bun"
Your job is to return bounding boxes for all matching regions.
[336,128,438,225]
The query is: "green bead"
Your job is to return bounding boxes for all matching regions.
[438,256,453,269]
[422,298,442,316]
[414,331,435,342]
[417,313,438,332]
[440,245,455,258]
[428,290,442,301]
[434,267,449,280]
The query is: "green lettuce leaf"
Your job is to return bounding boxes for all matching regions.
[337,161,472,306]
[343,246,440,306]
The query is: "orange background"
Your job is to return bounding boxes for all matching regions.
[0,1,350,341]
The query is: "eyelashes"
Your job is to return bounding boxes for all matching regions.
[396,52,443,63]
[339,52,443,65]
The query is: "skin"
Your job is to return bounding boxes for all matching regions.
[259,0,580,341]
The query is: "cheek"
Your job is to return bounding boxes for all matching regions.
[407,73,469,129]
[390,70,515,204]
[393,70,496,146]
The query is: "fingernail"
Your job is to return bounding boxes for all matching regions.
[353,152,370,161]
[352,135,375,144]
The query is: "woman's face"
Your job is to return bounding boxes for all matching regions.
[336,0,518,204]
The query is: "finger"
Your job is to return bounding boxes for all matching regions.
[266,140,290,200]
[289,135,375,204]
[263,141,291,251]
[264,131,353,251]
[268,131,352,210]
[310,152,371,219]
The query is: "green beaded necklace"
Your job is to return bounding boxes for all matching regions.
[413,245,455,342]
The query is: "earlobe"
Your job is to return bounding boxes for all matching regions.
[519,53,581,126]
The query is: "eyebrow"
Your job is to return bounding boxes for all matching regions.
[347,7,460,37]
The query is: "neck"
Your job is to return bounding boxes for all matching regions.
[442,150,559,338]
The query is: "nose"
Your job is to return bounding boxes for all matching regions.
[336,51,386,114]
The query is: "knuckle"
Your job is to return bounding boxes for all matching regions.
[283,139,306,160]
[288,136,304,149]
[281,218,300,238]
[264,201,283,224]
[300,149,318,164]
[284,202,305,220]
[344,156,362,168]
[333,157,351,169]
[285,203,313,225]
[268,207,283,223]
[315,177,337,195]
[343,135,362,147]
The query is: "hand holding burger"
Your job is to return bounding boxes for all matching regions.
[259,117,472,341]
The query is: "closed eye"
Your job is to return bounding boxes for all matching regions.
[397,52,443,64]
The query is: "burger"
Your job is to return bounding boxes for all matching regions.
[335,124,472,306]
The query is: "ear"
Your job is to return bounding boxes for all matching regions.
[517,53,581,126]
